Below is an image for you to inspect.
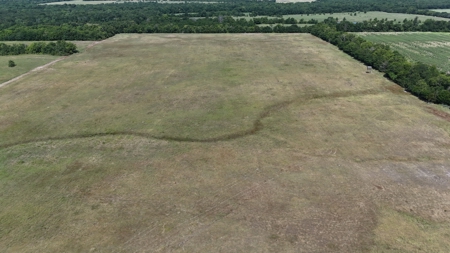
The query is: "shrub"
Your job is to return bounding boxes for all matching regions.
[8,60,16,67]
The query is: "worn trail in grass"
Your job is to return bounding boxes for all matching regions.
[0,88,380,149]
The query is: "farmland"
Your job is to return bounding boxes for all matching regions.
[430,9,450,13]
[1,34,450,252]
[42,0,219,5]
[235,11,450,23]
[358,32,450,72]
[283,11,450,23]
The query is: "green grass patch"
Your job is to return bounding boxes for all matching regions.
[283,11,450,22]
[429,9,450,12]
[358,32,450,72]
[0,55,60,84]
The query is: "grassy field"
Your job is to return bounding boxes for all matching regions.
[1,34,450,252]
[0,55,60,84]
[42,0,218,5]
[43,0,117,5]
[430,9,450,12]
[358,32,450,72]
[276,0,315,3]
[0,41,93,85]
[283,11,450,22]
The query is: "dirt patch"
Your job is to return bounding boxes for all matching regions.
[385,84,406,94]
[426,106,450,122]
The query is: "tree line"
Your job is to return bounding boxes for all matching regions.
[2,0,450,31]
[0,41,78,56]
[310,23,450,105]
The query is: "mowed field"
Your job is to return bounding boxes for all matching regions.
[358,32,450,72]
[0,55,60,84]
[0,41,94,84]
[1,34,450,252]
[283,11,450,22]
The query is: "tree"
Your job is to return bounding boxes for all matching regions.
[8,60,15,67]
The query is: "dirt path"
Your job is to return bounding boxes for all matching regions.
[0,40,104,89]
[0,56,67,88]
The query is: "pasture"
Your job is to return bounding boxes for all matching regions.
[283,11,450,22]
[42,0,117,5]
[42,0,218,5]
[358,32,450,72]
[1,34,450,252]
[0,41,93,85]
[0,55,59,84]
[430,9,450,13]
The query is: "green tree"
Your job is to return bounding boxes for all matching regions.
[8,60,15,67]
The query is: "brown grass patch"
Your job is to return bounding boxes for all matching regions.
[426,106,450,122]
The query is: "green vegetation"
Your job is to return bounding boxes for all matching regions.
[311,23,450,105]
[7,60,15,67]
[0,41,78,56]
[43,0,116,4]
[2,0,450,40]
[358,32,450,72]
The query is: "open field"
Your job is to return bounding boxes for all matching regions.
[43,0,117,5]
[0,41,93,85]
[276,0,315,3]
[42,0,219,5]
[430,9,450,13]
[358,32,450,72]
[283,11,450,22]
[0,55,59,84]
[1,34,450,252]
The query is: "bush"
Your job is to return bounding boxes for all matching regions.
[8,60,16,67]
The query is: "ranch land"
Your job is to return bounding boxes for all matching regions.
[282,11,450,23]
[1,34,450,252]
[358,32,450,72]
[235,11,450,23]
[42,0,219,5]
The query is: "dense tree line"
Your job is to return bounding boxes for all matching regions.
[0,41,78,55]
[2,0,450,31]
[310,23,450,105]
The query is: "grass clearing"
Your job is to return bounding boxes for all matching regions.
[0,41,93,85]
[429,9,450,12]
[42,0,219,5]
[42,0,120,5]
[358,32,450,72]
[1,34,450,252]
[283,11,450,22]
[0,55,60,84]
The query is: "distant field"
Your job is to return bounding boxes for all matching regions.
[42,0,218,4]
[0,41,93,84]
[1,41,94,52]
[276,0,315,3]
[0,55,59,84]
[43,0,116,5]
[256,23,313,27]
[1,34,450,252]
[284,11,450,22]
[358,32,450,72]
[430,9,450,12]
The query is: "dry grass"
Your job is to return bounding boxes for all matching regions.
[1,34,450,252]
